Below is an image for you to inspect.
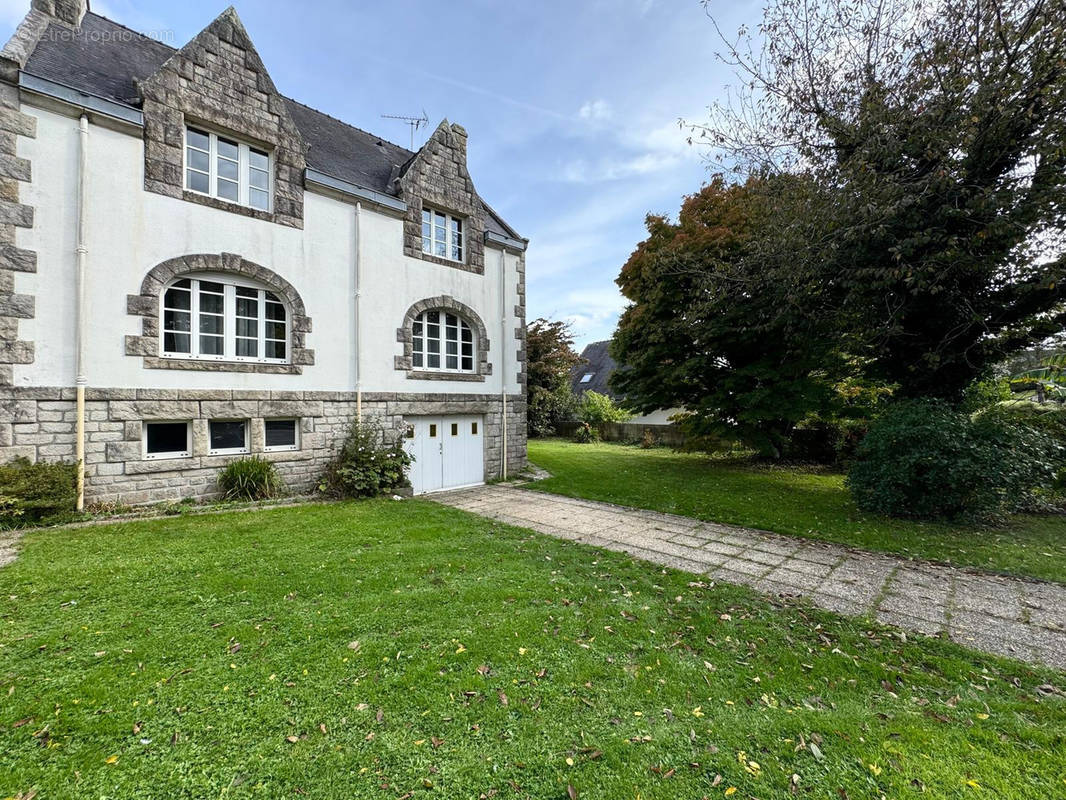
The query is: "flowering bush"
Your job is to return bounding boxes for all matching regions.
[318,421,412,498]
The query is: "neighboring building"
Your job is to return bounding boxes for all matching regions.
[570,341,681,426]
[0,2,528,503]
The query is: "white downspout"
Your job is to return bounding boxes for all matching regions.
[75,114,89,511]
[354,201,362,420]
[499,247,507,480]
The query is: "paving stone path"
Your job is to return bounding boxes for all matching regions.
[435,485,1066,671]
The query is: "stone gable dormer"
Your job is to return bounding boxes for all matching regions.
[398,120,485,274]
[138,7,306,228]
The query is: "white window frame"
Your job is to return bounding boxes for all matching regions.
[160,273,290,365]
[263,418,300,453]
[208,419,250,456]
[421,206,464,263]
[142,420,192,460]
[184,125,273,212]
[411,309,476,374]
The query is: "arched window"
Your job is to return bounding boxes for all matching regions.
[411,309,475,373]
[161,275,288,363]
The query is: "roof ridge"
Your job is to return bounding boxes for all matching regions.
[85,11,414,157]
[283,96,413,156]
[84,10,177,52]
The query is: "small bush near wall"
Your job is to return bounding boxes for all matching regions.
[578,391,631,435]
[318,422,412,498]
[217,457,284,501]
[0,458,78,529]
[573,421,599,444]
[846,400,1060,522]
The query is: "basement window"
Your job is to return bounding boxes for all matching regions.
[264,419,299,452]
[209,419,249,455]
[185,126,272,211]
[143,421,191,460]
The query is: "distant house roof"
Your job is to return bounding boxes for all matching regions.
[570,340,622,400]
[21,11,519,239]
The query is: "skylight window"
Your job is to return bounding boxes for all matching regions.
[580,373,594,383]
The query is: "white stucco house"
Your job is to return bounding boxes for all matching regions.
[0,1,528,505]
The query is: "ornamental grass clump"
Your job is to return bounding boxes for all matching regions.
[217,457,284,501]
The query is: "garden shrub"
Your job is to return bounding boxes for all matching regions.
[846,400,1060,521]
[577,391,631,434]
[785,418,869,465]
[217,457,284,501]
[0,458,78,528]
[979,402,1066,447]
[319,421,411,498]
[573,421,598,443]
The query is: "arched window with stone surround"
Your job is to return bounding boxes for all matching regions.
[126,253,313,375]
[396,296,490,381]
[161,274,289,364]
[411,308,475,373]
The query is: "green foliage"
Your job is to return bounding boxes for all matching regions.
[846,401,1061,522]
[572,421,598,443]
[528,385,576,439]
[612,176,860,459]
[0,457,77,529]
[525,318,582,437]
[696,0,1066,400]
[216,457,284,502]
[979,402,1066,447]
[960,377,1013,414]
[319,421,411,498]
[576,390,630,433]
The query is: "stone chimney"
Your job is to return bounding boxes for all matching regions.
[31,0,87,27]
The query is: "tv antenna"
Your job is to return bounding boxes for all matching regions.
[381,110,429,149]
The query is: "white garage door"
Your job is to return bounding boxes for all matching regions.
[403,415,484,495]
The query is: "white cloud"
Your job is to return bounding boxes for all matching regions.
[578,98,612,121]
[560,151,683,184]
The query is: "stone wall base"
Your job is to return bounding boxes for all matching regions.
[0,387,527,506]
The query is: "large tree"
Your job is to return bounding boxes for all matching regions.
[525,318,583,437]
[612,175,854,458]
[695,0,1066,399]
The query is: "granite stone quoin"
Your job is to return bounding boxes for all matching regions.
[0,1,528,503]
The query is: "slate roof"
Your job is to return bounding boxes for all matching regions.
[570,340,621,399]
[21,11,519,239]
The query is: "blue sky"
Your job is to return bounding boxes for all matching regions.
[0,0,757,348]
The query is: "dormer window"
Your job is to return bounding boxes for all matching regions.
[185,126,271,211]
[422,207,464,262]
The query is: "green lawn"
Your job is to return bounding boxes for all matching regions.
[528,439,1066,584]
[1,502,1064,798]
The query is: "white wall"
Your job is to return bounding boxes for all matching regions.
[629,408,684,426]
[14,103,521,396]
